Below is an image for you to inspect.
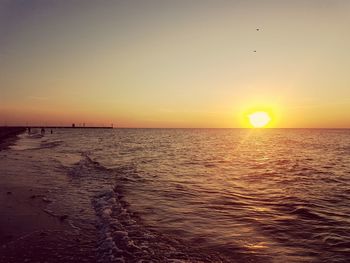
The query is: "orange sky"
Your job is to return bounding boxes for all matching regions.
[1,1,350,128]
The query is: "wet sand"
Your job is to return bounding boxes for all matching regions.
[0,186,95,262]
[0,128,96,262]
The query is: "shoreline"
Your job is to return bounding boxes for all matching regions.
[0,130,96,262]
[0,185,94,262]
[0,127,26,150]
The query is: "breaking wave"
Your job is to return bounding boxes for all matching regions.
[92,185,229,263]
[62,153,227,262]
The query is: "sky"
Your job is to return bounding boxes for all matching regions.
[1,0,350,128]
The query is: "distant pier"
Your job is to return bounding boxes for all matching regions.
[20,126,114,129]
[1,125,113,129]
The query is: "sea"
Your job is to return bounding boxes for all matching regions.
[3,128,350,262]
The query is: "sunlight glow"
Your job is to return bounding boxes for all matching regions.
[248,111,271,128]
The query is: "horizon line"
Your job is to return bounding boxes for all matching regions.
[1,126,350,130]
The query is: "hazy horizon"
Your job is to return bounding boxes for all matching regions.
[1,0,350,128]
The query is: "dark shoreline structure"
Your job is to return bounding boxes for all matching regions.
[0,127,26,150]
[0,126,112,149]
[1,126,113,129]
[0,126,113,151]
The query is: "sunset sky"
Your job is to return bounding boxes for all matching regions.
[1,0,350,128]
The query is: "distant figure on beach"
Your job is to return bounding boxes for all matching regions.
[41,128,45,135]
[51,129,53,134]
[27,127,31,134]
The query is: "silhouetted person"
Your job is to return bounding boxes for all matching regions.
[28,127,31,134]
[50,129,53,134]
[41,128,45,135]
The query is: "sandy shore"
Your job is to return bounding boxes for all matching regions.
[0,185,95,262]
[0,128,96,262]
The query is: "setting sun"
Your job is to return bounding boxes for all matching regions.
[248,111,271,128]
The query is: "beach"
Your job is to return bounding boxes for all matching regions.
[1,1,350,262]
[0,128,96,263]
[0,128,224,263]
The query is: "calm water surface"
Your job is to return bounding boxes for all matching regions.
[6,129,350,262]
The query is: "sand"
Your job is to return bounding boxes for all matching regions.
[0,128,96,263]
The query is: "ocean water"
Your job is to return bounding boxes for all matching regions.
[4,128,350,262]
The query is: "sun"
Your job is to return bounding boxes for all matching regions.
[248,111,271,128]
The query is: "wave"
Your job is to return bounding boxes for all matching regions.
[92,185,230,263]
[67,153,111,177]
[289,207,325,220]
[27,133,44,139]
[10,133,62,151]
[40,140,63,149]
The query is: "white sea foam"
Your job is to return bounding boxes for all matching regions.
[92,184,227,263]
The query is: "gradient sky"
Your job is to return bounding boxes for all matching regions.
[1,0,350,128]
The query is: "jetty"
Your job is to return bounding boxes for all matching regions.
[19,126,113,129]
[1,125,114,130]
